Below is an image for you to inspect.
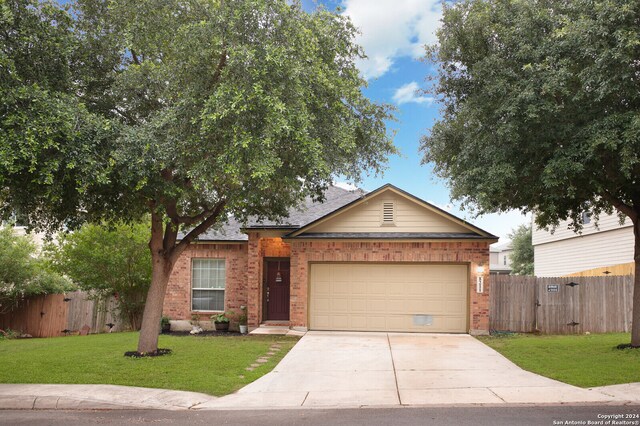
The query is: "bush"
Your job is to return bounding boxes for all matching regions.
[46,222,151,330]
[0,226,73,314]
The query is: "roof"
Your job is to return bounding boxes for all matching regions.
[286,232,490,240]
[287,183,498,239]
[187,183,498,242]
[187,186,365,242]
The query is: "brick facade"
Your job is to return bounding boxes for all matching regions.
[163,243,248,321]
[163,238,491,335]
[289,240,491,334]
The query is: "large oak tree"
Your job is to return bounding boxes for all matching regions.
[422,0,640,345]
[0,0,396,353]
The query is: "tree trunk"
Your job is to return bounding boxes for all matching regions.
[632,218,640,347]
[137,252,174,353]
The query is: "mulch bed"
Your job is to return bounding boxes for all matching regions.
[124,348,173,358]
[162,330,243,337]
[616,343,640,350]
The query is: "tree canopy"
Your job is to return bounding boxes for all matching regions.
[508,224,534,276]
[0,226,72,315]
[421,0,640,345]
[0,0,396,353]
[46,222,152,330]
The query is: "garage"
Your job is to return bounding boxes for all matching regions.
[309,263,469,333]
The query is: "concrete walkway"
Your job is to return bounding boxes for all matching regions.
[1,332,639,410]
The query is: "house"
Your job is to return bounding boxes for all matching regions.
[163,184,498,335]
[532,211,634,277]
[489,242,512,275]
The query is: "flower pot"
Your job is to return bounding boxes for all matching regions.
[214,321,229,332]
[239,324,248,334]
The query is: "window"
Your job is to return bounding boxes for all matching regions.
[382,201,395,225]
[192,259,225,311]
[503,256,507,266]
[582,211,591,225]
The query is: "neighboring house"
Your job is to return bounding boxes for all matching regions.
[489,242,512,275]
[163,184,498,335]
[532,211,634,277]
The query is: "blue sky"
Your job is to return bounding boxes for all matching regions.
[302,0,530,242]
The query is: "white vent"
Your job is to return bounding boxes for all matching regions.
[382,202,395,224]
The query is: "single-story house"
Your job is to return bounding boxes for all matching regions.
[163,184,498,335]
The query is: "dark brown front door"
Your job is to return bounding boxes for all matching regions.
[265,260,290,321]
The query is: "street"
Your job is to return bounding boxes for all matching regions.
[2,405,640,426]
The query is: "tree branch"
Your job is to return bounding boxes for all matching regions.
[131,49,141,65]
[601,190,637,221]
[172,200,227,261]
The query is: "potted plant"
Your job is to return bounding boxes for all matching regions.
[238,305,248,334]
[190,313,203,334]
[212,312,231,332]
[160,316,171,334]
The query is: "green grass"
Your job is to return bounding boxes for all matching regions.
[477,333,640,388]
[0,332,298,396]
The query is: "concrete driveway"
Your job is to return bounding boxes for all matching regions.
[201,331,619,409]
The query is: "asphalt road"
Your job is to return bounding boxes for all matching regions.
[2,405,640,426]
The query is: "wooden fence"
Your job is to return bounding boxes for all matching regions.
[0,291,123,337]
[490,275,634,334]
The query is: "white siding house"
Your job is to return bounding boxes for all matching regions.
[532,212,634,277]
[490,242,512,275]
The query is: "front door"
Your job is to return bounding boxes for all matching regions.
[265,260,290,321]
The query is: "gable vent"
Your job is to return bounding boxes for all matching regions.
[382,202,395,224]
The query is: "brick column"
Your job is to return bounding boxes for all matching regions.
[246,232,263,327]
[469,252,491,335]
[289,242,308,329]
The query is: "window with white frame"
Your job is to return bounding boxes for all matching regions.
[192,259,225,311]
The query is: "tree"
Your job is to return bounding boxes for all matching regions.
[0,0,396,353]
[421,0,640,345]
[46,222,152,330]
[508,225,534,276]
[0,226,72,315]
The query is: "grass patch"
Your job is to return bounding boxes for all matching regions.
[477,332,640,388]
[0,332,298,396]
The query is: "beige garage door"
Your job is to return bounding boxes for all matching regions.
[309,263,468,333]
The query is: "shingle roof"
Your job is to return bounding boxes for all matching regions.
[284,232,492,240]
[187,186,365,242]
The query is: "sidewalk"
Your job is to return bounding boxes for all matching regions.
[1,382,639,411]
[0,384,215,410]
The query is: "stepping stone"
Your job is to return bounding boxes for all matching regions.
[238,375,245,379]
[269,346,281,351]
[256,358,269,363]
[267,351,276,356]
[250,363,260,368]
[245,367,254,371]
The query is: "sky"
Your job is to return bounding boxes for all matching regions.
[302,0,530,243]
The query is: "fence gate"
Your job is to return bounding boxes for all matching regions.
[536,278,582,334]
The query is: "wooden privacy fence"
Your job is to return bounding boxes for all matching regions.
[490,275,634,334]
[0,291,123,338]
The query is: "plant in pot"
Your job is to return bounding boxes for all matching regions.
[190,313,203,334]
[212,312,231,332]
[160,316,171,334]
[238,305,248,334]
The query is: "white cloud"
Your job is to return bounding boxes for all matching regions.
[333,181,360,191]
[393,81,433,105]
[342,0,442,79]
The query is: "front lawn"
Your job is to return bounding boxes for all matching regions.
[0,332,298,396]
[478,333,640,388]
